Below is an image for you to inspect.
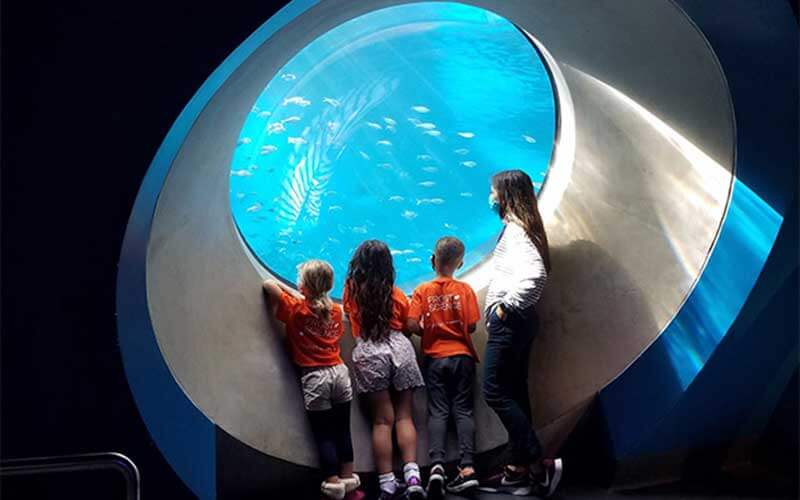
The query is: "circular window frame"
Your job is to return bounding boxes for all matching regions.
[229,10,575,301]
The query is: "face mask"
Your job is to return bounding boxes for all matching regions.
[488,193,499,213]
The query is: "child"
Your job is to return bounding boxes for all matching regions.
[407,237,481,499]
[342,240,426,500]
[263,260,362,500]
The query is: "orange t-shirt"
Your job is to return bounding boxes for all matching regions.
[408,276,480,360]
[275,290,344,367]
[342,282,409,338]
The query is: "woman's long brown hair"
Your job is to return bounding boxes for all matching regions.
[492,170,552,272]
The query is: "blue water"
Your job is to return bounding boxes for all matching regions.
[230,2,556,298]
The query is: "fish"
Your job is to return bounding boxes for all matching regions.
[417,154,433,161]
[322,97,340,107]
[237,137,252,146]
[352,225,368,234]
[459,192,473,197]
[327,121,339,131]
[257,111,272,119]
[359,151,371,160]
[457,132,475,139]
[235,192,247,200]
[260,145,278,155]
[407,117,421,125]
[288,136,307,145]
[422,166,438,173]
[280,73,297,81]
[522,134,537,143]
[411,105,430,113]
[383,117,397,126]
[376,140,392,146]
[246,203,262,213]
[385,126,397,133]
[416,198,445,205]
[424,130,442,137]
[282,96,311,107]
[410,242,424,248]
[444,223,458,230]
[461,161,477,168]
[230,169,253,177]
[366,122,383,130]
[251,105,260,113]
[454,148,470,155]
[406,257,422,263]
[328,205,343,212]
[281,116,302,124]
[378,163,392,169]
[248,164,259,171]
[418,181,436,187]
[401,210,418,220]
[324,190,338,197]
[415,122,436,130]
[267,122,286,135]
[391,249,415,256]
[389,195,405,202]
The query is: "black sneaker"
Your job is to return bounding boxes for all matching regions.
[531,458,563,498]
[478,465,531,496]
[426,463,446,500]
[446,466,479,494]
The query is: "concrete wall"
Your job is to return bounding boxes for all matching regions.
[144,0,733,470]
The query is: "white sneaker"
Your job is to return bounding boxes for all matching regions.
[320,480,346,500]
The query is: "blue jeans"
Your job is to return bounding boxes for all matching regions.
[482,304,542,465]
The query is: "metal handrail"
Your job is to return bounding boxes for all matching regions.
[0,452,140,500]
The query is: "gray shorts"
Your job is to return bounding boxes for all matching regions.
[300,363,353,411]
[351,330,425,394]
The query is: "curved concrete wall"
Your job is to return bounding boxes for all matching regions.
[144,0,733,471]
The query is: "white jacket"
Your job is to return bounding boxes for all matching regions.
[485,218,547,314]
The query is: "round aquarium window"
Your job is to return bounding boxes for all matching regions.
[230,2,556,297]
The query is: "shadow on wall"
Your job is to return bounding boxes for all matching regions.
[530,238,682,460]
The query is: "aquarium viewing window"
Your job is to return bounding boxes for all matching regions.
[229,2,557,297]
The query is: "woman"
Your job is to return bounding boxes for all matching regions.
[479,170,563,497]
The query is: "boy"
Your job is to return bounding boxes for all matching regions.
[407,236,481,499]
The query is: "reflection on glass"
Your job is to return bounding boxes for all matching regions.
[230,2,556,296]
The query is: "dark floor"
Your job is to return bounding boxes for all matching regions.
[443,486,797,500]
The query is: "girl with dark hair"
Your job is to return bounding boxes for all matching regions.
[479,170,563,497]
[342,240,426,500]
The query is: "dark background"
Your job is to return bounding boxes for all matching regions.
[2,1,798,499]
[1,1,290,497]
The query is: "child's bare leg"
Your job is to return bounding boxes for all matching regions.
[370,390,395,474]
[339,461,354,478]
[391,389,417,464]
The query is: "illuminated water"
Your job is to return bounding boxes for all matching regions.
[230,2,556,297]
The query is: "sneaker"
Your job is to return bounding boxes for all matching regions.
[343,491,366,500]
[320,480,346,500]
[531,458,563,498]
[426,463,446,500]
[341,473,361,493]
[376,490,398,500]
[405,476,425,500]
[446,466,479,494]
[478,465,532,496]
